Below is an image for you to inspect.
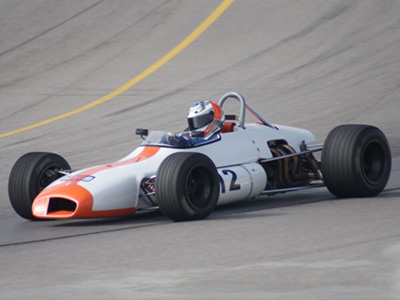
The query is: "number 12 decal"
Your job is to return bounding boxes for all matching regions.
[219,170,241,193]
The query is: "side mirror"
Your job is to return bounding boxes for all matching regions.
[225,114,237,120]
[136,128,148,140]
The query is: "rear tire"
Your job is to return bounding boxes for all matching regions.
[8,152,70,220]
[155,152,219,221]
[321,125,391,198]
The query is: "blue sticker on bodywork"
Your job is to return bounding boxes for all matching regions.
[61,175,95,182]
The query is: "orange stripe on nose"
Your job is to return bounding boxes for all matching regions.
[61,146,161,187]
[33,184,136,218]
[32,146,160,219]
[115,146,160,166]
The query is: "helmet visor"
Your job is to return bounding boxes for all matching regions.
[188,113,214,130]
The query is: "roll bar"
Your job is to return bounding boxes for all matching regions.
[217,92,276,129]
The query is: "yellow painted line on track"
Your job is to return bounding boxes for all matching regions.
[0,0,234,139]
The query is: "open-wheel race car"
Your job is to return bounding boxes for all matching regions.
[8,92,392,221]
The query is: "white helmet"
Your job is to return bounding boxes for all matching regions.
[187,100,225,139]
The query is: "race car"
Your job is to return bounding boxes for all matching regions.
[8,92,392,221]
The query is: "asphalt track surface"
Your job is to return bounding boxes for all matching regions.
[0,1,399,299]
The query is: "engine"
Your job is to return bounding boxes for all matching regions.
[263,140,321,190]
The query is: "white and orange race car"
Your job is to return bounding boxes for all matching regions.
[8,92,392,221]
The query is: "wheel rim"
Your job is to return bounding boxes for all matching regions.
[361,140,386,185]
[185,165,214,211]
[38,165,62,192]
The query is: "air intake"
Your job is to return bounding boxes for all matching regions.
[47,198,77,214]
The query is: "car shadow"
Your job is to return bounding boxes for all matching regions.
[53,210,166,227]
[54,188,334,227]
[5,188,395,248]
[51,186,398,227]
[212,188,333,216]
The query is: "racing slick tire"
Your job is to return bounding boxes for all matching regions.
[155,152,219,221]
[321,125,391,198]
[8,152,71,220]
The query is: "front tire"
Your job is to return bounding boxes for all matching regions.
[8,152,71,220]
[321,125,391,198]
[155,152,219,221]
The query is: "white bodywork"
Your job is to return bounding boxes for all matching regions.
[32,92,317,219]
[40,124,315,213]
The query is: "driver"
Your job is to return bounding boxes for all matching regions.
[162,100,225,147]
[187,100,225,139]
